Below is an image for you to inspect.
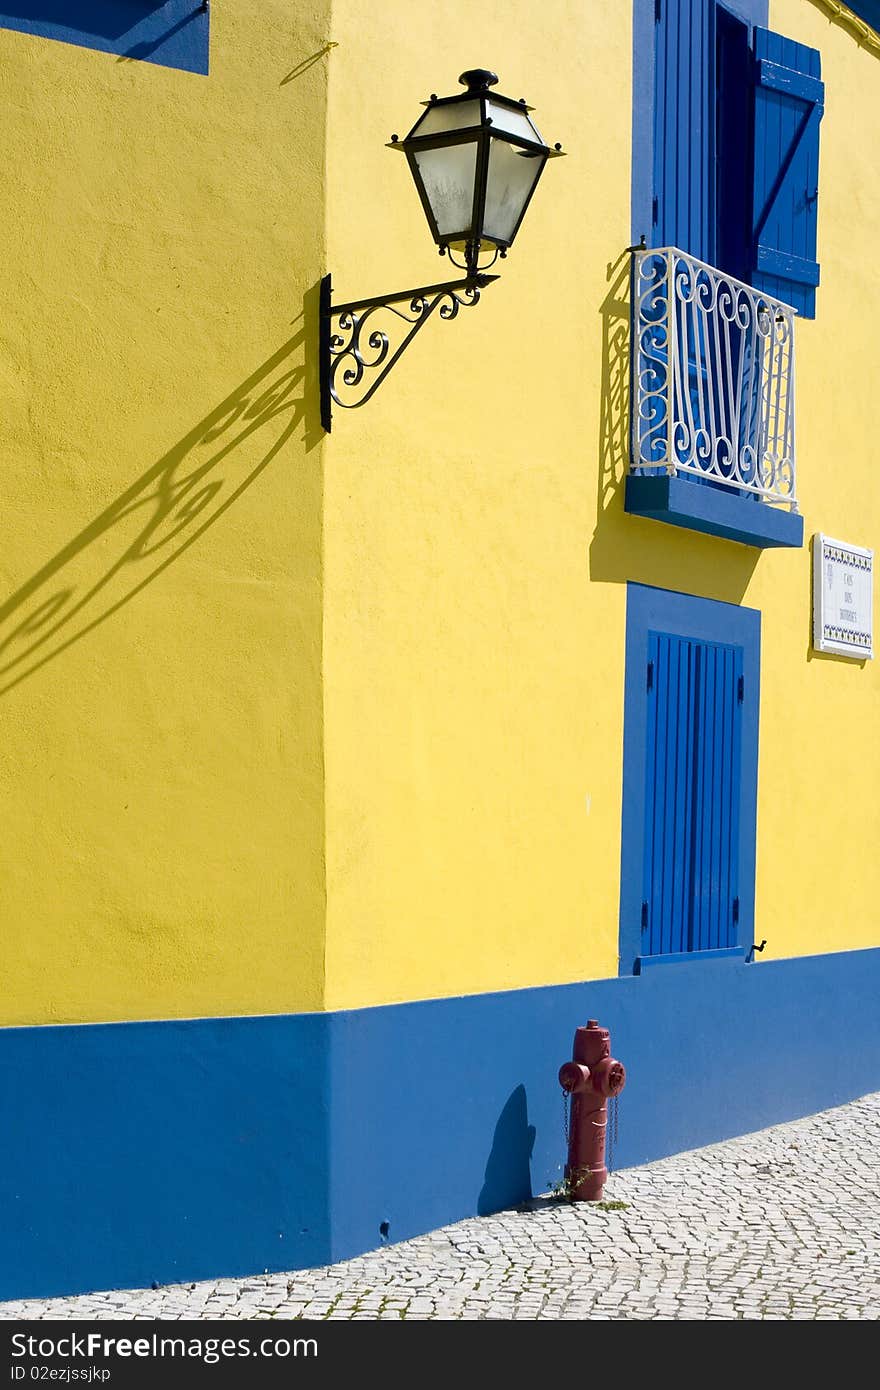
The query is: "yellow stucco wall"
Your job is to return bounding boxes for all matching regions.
[322,0,632,1010]
[3,1,878,1026]
[321,0,880,1011]
[0,4,330,1024]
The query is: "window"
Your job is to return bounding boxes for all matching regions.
[626,1,811,548]
[618,584,761,974]
[651,0,823,316]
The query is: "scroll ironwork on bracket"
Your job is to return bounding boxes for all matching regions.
[319,271,498,432]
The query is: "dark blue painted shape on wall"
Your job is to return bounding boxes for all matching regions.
[0,3,209,74]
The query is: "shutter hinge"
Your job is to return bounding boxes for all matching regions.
[647,660,654,692]
[737,673,744,703]
[652,195,659,227]
[654,0,661,21]
[641,901,649,932]
[733,896,740,924]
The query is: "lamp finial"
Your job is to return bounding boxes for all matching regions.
[458,68,498,92]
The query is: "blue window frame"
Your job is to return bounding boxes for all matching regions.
[618,584,760,976]
[0,3,210,74]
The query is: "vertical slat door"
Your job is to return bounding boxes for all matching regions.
[653,0,713,262]
[643,633,743,956]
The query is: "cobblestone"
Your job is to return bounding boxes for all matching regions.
[1,1094,879,1321]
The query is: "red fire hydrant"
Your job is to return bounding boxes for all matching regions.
[558,1019,626,1201]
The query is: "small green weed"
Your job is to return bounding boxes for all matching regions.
[546,1175,629,1211]
[546,1166,592,1201]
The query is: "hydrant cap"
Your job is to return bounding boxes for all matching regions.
[558,1061,591,1094]
[607,1060,626,1096]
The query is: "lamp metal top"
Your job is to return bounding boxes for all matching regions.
[458,68,499,92]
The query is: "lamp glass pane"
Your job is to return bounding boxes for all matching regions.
[484,100,544,145]
[483,138,545,243]
[411,99,482,138]
[412,141,478,237]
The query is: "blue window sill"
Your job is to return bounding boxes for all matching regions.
[625,474,804,550]
[635,947,746,974]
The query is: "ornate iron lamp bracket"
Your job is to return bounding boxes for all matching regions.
[319,271,498,431]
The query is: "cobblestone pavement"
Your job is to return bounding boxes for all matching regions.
[3,1094,879,1321]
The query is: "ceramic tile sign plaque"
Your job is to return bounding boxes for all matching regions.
[812,534,873,659]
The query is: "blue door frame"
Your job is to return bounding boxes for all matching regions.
[619,584,761,976]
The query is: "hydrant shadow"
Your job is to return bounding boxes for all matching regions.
[477,1084,536,1216]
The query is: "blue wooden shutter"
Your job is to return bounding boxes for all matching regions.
[653,0,712,261]
[643,634,743,956]
[689,642,743,953]
[644,634,696,956]
[751,27,824,318]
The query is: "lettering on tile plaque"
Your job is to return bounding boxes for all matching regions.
[812,534,873,659]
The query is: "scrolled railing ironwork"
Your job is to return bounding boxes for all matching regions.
[631,246,797,510]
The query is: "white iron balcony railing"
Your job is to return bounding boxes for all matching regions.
[631,246,798,510]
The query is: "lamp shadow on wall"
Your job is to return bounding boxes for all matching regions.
[588,249,760,605]
[280,42,338,88]
[0,284,322,699]
[477,1084,536,1216]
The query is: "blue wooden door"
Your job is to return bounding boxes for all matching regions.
[642,632,744,956]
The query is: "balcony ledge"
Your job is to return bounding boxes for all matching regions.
[625,474,804,550]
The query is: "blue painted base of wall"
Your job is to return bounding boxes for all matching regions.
[4,947,880,1299]
[625,474,804,548]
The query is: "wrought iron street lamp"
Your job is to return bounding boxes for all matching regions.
[393,67,563,273]
[320,69,563,430]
